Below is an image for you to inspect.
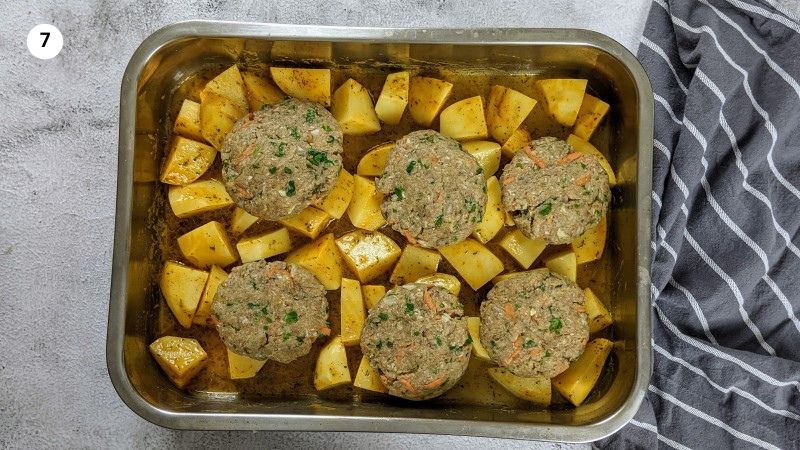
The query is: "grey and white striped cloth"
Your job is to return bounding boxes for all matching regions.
[597,0,800,448]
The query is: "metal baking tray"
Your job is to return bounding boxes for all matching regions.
[107,21,653,442]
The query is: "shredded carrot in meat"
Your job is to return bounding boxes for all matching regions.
[575,305,586,313]
[505,335,523,364]
[234,144,256,164]
[398,376,418,394]
[435,192,444,202]
[401,230,418,245]
[529,346,543,358]
[558,152,583,165]
[523,145,547,168]
[424,376,446,390]
[233,184,253,199]
[574,174,591,186]
[319,326,331,336]
[503,303,515,320]
[502,176,516,186]
[423,287,436,312]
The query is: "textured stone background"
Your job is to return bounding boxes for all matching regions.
[0,0,649,448]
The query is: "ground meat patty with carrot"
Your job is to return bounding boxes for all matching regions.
[212,260,329,363]
[220,97,343,221]
[360,283,472,400]
[377,130,486,248]
[500,136,610,244]
[480,269,589,378]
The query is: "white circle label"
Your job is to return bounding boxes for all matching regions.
[27,24,63,60]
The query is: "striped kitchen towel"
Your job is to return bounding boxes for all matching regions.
[598,0,800,448]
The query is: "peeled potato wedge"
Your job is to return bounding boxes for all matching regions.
[357,143,393,177]
[438,238,504,290]
[408,76,453,126]
[177,221,239,268]
[193,265,227,326]
[500,127,532,158]
[566,134,616,186]
[241,71,286,110]
[572,94,610,140]
[285,233,343,290]
[149,336,208,389]
[439,96,489,141]
[488,368,551,406]
[160,136,217,185]
[462,141,501,179]
[340,278,366,346]
[160,261,209,329]
[279,206,333,239]
[347,175,386,231]
[332,78,381,135]
[486,85,537,143]
[168,179,233,218]
[354,355,387,393]
[571,216,607,264]
[552,338,613,406]
[336,230,402,283]
[200,65,249,113]
[472,176,504,244]
[544,250,577,282]
[230,207,259,235]
[316,169,354,219]
[499,229,548,269]
[236,227,292,264]
[227,349,267,380]
[314,336,351,391]
[361,284,386,310]
[389,245,441,285]
[173,99,204,141]
[415,273,461,297]
[535,79,588,127]
[199,91,247,149]
[584,288,613,333]
[270,67,331,106]
[466,317,490,361]
[375,71,410,125]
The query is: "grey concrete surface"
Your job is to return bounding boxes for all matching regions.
[0,0,649,448]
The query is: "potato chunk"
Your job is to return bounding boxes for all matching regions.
[472,176,504,244]
[193,265,227,326]
[438,238,504,290]
[270,67,331,106]
[486,85,537,143]
[314,336,351,391]
[159,136,217,185]
[173,99,204,141]
[415,273,461,297]
[499,229,548,269]
[462,141,501,179]
[331,78,381,135]
[347,175,386,231]
[389,245,441,285]
[466,317,490,361]
[361,285,386,310]
[160,261,209,328]
[335,230,402,283]
[356,143,393,177]
[488,368,551,405]
[241,71,285,110]
[500,127,531,158]
[229,207,259,235]
[552,338,613,406]
[353,355,387,393]
[340,278,366,346]
[573,94,610,140]
[571,215,607,264]
[544,250,577,282]
[236,227,292,264]
[168,179,233,218]
[584,288,613,333]
[535,79,588,127]
[439,96,489,141]
[200,65,248,113]
[149,336,208,389]
[566,134,616,185]
[408,76,453,126]
[285,233,343,290]
[279,206,332,239]
[374,71,409,125]
[199,92,247,149]
[177,221,238,268]
[227,349,267,380]
[316,169,354,219]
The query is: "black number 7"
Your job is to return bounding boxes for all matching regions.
[40,32,50,47]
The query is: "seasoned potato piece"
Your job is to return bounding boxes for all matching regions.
[584,288,613,333]
[356,143,392,177]
[500,127,531,158]
[173,99,204,141]
[438,238,504,290]
[499,229,548,269]
[270,67,331,106]
[353,355,388,393]
[347,175,386,231]
[488,368,551,405]
[566,134,616,185]
[177,221,238,268]
[241,71,285,110]
[314,336,351,391]
[389,245,441,285]
[573,94,610,140]
[159,136,217,185]
[472,176,504,244]
[331,78,381,135]
[439,96,489,141]
[617,155,637,185]
[285,233,343,290]
[316,169,354,219]
[335,230,402,283]
[200,65,248,113]
[544,250,577,282]
[236,227,292,263]
[462,141,501,179]
[361,284,387,310]
[340,278,366,346]
[374,71,409,125]
[149,336,208,389]
[199,92,247,149]
[504,210,515,227]
[230,207,259,236]
[168,179,233,218]
[415,273,461,297]
[466,317,490,361]
[552,338,613,406]
[571,215,607,264]
[227,348,267,380]
[486,85,537,143]
[535,79,588,127]
[408,76,453,126]
[279,206,332,239]
[193,265,227,326]
[160,261,209,328]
